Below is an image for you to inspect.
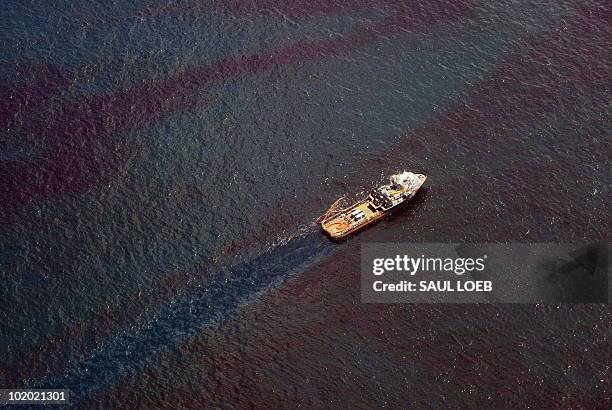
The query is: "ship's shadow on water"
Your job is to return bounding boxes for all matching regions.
[30,232,337,401]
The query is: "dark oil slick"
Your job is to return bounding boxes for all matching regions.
[1,0,610,407]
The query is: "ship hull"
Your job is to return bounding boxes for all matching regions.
[321,197,408,241]
[319,173,426,241]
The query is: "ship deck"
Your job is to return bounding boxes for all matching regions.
[321,199,385,239]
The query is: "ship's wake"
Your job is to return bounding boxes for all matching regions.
[30,230,337,401]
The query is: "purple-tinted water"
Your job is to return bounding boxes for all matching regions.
[1,0,611,407]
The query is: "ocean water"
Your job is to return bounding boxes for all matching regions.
[1,0,610,407]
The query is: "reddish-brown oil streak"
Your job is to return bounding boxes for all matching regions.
[80,2,612,404]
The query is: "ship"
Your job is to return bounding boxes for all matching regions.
[317,171,427,241]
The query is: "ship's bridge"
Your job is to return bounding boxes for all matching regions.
[390,171,421,190]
